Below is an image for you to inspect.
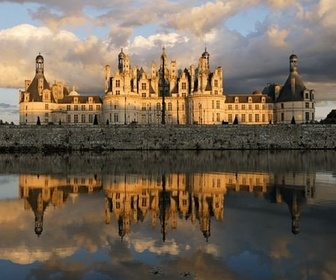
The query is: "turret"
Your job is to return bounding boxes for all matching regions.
[289,54,298,74]
[118,48,125,73]
[35,53,44,75]
[105,65,111,92]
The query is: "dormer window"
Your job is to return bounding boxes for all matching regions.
[235,97,239,103]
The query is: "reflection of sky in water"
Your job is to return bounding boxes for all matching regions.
[0,152,335,279]
[0,175,18,199]
[228,250,272,280]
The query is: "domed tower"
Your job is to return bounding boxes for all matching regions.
[201,47,210,70]
[36,53,44,75]
[118,48,126,73]
[289,53,298,74]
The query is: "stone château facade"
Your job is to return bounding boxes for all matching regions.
[19,49,314,125]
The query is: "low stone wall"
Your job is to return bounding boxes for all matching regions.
[0,124,335,152]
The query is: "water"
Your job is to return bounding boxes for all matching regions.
[0,151,335,280]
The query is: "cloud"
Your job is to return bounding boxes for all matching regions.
[0,0,335,120]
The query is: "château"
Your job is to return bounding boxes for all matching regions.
[19,49,315,125]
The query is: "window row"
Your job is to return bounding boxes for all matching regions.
[66,104,101,111]
[67,114,100,123]
[227,114,271,123]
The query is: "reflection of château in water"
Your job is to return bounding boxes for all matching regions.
[18,171,315,238]
[265,173,315,235]
[19,174,102,236]
[104,172,315,241]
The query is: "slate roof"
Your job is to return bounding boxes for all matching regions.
[57,95,103,104]
[276,73,306,102]
[23,74,52,102]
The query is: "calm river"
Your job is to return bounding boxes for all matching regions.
[0,151,335,280]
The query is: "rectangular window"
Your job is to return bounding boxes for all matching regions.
[235,104,238,110]
[214,90,218,95]
[74,105,78,111]
[216,113,220,122]
[305,102,309,109]
[182,82,186,90]
[81,105,85,111]
[262,114,265,122]
[74,114,78,123]
[212,100,214,109]
[142,103,146,111]
[45,104,49,110]
[249,114,252,122]
[67,115,71,123]
[96,105,101,110]
[228,114,232,123]
[141,83,146,90]
[116,90,120,95]
[89,114,93,123]
[242,104,246,110]
[305,112,310,121]
[255,114,259,122]
[281,113,284,121]
[214,80,218,87]
[142,92,146,98]
[116,80,120,87]
[228,105,232,110]
[114,113,119,123]
[249,104,252,110]
[216,100,220,109]
[81,114,85,123]
[255,104,259,110]
[242,114,246,122]
[89,105,93,111]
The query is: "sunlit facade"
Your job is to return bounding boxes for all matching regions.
[19,54,103,125]
[19,50,314,125]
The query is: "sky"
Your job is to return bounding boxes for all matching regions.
[0,0,335,124]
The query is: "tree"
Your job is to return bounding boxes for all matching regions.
[37,116,41,125]
[320,109,336,124]
[233,116,239,125]
[106,119,109,125]
[291,116,296,124]
[93,115,98,125]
